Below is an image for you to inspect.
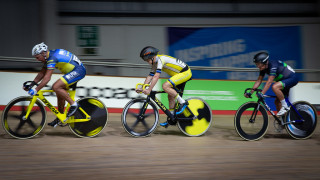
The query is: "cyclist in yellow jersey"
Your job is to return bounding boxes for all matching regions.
[23,42,86,127]
[136,46,192,127]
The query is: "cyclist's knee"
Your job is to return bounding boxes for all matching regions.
[52,79,67,91]
[272,82,282,91]
[162,81,172,90]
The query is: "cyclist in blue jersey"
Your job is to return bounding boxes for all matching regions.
[244,52,298,116]
[23,42,86,127]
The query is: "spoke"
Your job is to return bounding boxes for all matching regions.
[128,112,139,118]
[29,110,40,118]
[19,102,27,114]
[141,119,150,129]
[26,118,37,129]
[131,119,140,129]
[8,114,21,120]
[15,120,26,132]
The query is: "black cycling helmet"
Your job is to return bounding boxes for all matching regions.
[140,46,159,61]
[253,52,269,64]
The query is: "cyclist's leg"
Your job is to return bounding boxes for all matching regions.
[165,69,192,107]
[53,79,74,105]
[274,74,299,115]
[54,66,86,116]
[57,94,66,113]
[162,82,177,109]
[274,98,281,112]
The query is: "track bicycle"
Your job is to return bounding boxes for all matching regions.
[234,88,317,141]
[121,83,212,137]
[1,81,108,139]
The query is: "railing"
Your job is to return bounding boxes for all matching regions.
[1,56,320,73]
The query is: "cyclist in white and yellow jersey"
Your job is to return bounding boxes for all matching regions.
[136,46,192,127]
[23,42,86,127]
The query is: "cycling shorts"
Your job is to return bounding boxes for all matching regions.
[279,73,298,96]
[60,65,86,87]
[167,67,192,88]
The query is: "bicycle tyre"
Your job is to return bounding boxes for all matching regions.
[121,98,159,137]
[234,102,269,141]
[1,96,46,139]
[285,101,317,139]
[177,97,213,137]
[68,97,108,138]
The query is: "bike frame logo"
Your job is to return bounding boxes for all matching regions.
[41,98,59,114]
[154,97,167,111]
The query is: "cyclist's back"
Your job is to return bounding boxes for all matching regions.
[260,59,295,82]
[47,49,84,74]
[151,55,188,77]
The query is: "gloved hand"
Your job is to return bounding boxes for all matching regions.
[23,81,36,91]
[28,88,37,96]
[256,92,264,99]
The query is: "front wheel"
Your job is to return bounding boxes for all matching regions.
[121,98,159,137]
[177,97,213,137]
[1,96,46,139]
[68,98,108,138]
[285,101,317,139]
[234,102,269,141]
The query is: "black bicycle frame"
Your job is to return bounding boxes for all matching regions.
[245,88,304,125]
[258,95,304,124]
[140,90,195,121]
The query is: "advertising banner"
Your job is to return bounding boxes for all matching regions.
[159,79,258,112]
[168,26,303,81]
[1,72,318,113]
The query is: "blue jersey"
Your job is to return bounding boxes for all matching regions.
[259,59,295,82]
[46,49,84,74]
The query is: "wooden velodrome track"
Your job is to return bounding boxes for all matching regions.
[0,112,320,179]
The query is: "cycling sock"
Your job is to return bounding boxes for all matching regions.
[71,102,78,106]
[280,99,288,108]
[176,95,186,104]
[170,108,174,115]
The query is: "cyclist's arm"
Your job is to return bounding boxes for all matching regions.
[147,73,160,91]
[143,75,153,85]
[261,75,275,94]
[33,66,47,83]
[250,75,264,94]
[35,69,54,91]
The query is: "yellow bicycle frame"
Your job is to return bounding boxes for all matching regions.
[24,89,91,124]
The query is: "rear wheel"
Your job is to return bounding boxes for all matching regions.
[68,98,108,138]
[285,101,317,139]
[234,102,268,141]
[1,96,46,139]
[177,98,212,137]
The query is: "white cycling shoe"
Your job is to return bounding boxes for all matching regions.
[277,106,289,116]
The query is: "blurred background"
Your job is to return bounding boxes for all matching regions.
[0,0,319,81]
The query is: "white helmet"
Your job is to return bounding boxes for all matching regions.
[32,42,48,56]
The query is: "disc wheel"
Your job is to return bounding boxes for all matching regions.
[177,98,212,137]
[285,101,317,139]
[68,98,108,138]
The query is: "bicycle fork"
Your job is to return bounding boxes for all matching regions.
[23,96,39,120]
